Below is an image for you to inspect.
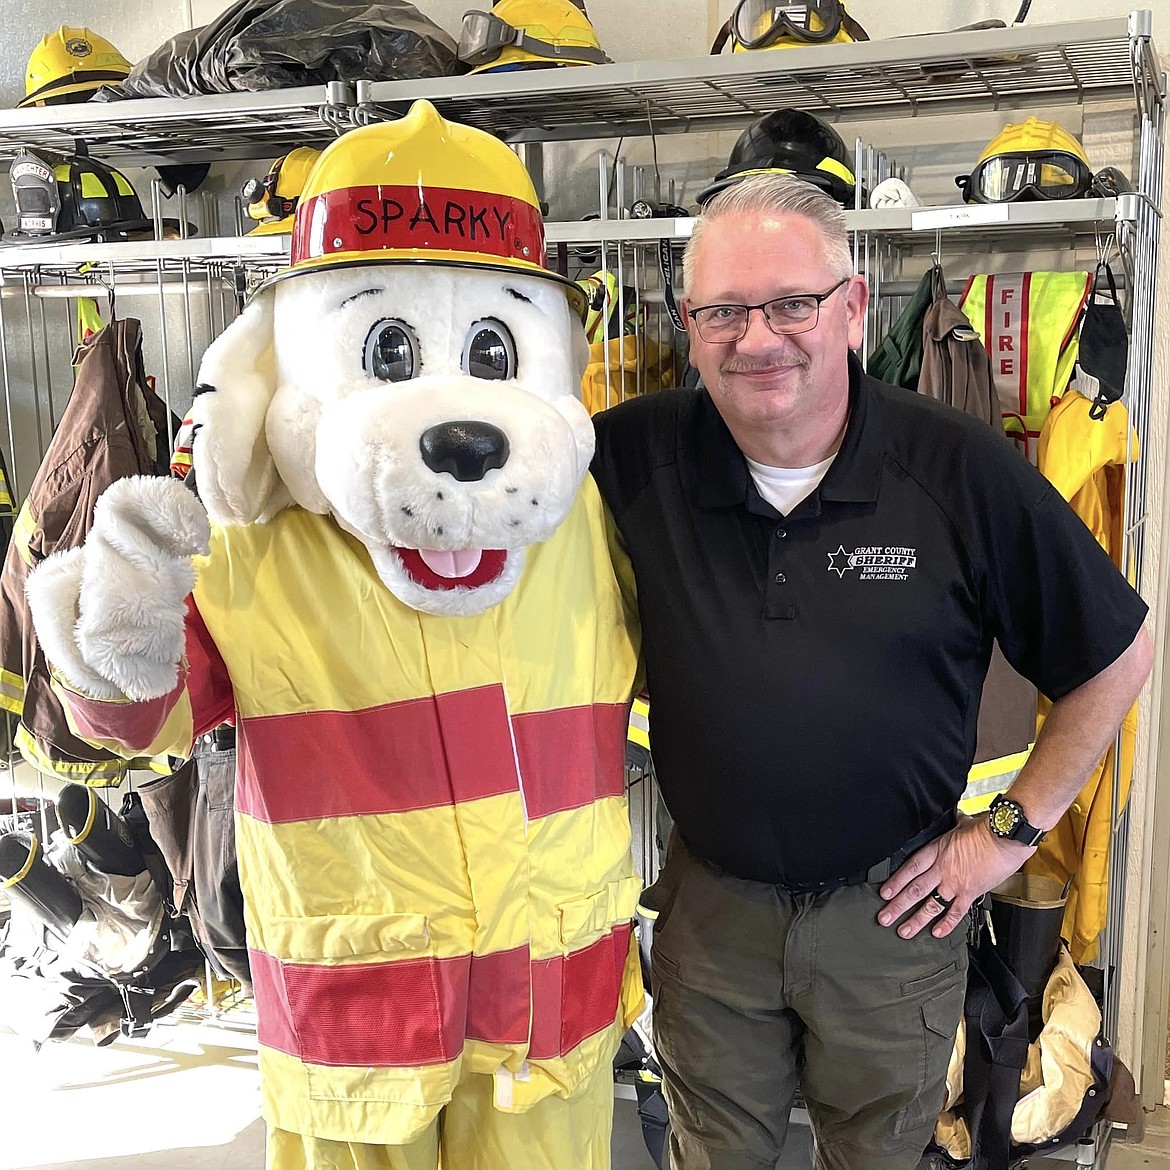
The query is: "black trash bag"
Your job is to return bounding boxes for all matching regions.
[110,0,463,99]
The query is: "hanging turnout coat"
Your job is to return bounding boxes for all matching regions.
[1022,389,1139,962]
[0,318,173,786]
[55,477,644,1145]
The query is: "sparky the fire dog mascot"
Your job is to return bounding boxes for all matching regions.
[25,101,643,1169]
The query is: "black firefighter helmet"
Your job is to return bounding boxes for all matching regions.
[6,148,154,243]
[696,108,858,209]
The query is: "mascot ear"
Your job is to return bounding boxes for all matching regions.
[555,317,596,479]
[190,292,292,526]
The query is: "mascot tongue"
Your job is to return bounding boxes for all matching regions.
[395,547,508,592]
[421,549,482,578]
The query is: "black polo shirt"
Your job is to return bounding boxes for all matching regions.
[591,360,1148,886]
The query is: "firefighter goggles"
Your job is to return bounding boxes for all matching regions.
[458,10,609,66]
[964,151,1093,203]
[731,0,845,47]
[688,278,849,342]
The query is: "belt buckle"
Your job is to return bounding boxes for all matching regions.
[781,875,845,896]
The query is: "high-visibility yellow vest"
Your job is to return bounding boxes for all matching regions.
[959,272,1092,463]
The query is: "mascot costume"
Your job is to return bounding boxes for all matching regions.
[25,100,643,1169]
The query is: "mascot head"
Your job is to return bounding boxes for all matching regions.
[190,101,592,616]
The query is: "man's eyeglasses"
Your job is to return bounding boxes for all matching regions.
[687,278,850,343]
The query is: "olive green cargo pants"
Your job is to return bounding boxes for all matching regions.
[649,835,967,1170]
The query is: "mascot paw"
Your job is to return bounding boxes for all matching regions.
[59,478,209,703]
[26,548,125,701]
[92,477,211,563]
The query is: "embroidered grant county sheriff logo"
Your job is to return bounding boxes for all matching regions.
[827,545,917,581]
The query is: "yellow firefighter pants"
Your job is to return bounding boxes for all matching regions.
[266,1057,616,1170]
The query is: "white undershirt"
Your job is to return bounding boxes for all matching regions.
[745,452,837,516]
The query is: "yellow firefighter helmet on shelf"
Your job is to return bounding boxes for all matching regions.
[712,0,869,53]
[457,0,610,74]
[258,100,586,317]
[243,147,323,236]
[18,27,131,109]
[958,117,1093,204]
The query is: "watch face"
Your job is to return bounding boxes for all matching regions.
[991,802,1021,837]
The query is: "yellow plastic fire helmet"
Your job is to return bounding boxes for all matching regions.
[259,100,586,317]
[458,0,610,75]
[18,27,131,109]
[243,148,323,236]
[959,117,1093,204]
[715,0,869,53]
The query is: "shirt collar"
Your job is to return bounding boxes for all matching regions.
[690,354,884,510]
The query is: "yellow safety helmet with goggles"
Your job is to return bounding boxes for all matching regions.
[18,26,131,109]
[458,0,610,74]
[242,147,323,236]
[712,0,869,54]
[958,118,1093,204]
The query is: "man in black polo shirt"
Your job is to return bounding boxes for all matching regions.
[591,173,1151,1170]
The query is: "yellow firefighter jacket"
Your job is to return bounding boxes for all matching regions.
[58,477,644,1145]
[1023,390,1139,962]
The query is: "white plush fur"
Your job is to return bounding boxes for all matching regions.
[30,260,593,701]
[25,547,122,701]
[27,478,211,703]
[202,264,593,616]
[190,294,292,526]
[78,477,209,702]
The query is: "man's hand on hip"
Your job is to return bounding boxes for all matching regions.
[876,815,1035,939]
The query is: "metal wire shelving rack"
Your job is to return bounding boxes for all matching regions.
[0,15,1159,1163]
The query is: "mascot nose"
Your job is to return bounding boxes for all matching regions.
[419,421,510,482]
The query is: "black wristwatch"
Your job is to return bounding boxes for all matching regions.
[987,794,1047,847]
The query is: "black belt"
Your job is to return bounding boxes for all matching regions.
[196,725,236,753]
[777,809,958,895]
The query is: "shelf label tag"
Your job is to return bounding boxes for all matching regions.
[911,205,1011,230]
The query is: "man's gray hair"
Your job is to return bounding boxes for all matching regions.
[682,173,855,293]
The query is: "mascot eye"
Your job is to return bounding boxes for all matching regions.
[462,319,516,381]
[363,319,419,382]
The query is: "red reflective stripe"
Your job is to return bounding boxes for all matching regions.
[466,944,531,1044]
[66,668,185,752]
[186,599,234,737]
[251,926,630,1066]
[513,703,629,819]
[1060,277,1093,354]
[251,947,470,1067]
[958,273,976,310]
[1019,272,1032,415]
[983,275,993,364]
[292,185,546,268]
[435,685,520,809]
[529,923,631,1060]
[236,685,520,823]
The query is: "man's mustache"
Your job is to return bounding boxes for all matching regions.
[720,355,809,374]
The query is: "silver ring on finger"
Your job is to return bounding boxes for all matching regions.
[928,890,953,912]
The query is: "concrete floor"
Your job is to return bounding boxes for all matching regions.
[0,1005,704,1170]
[1110,1108,1170,1170]
[5,999,1165,1170]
